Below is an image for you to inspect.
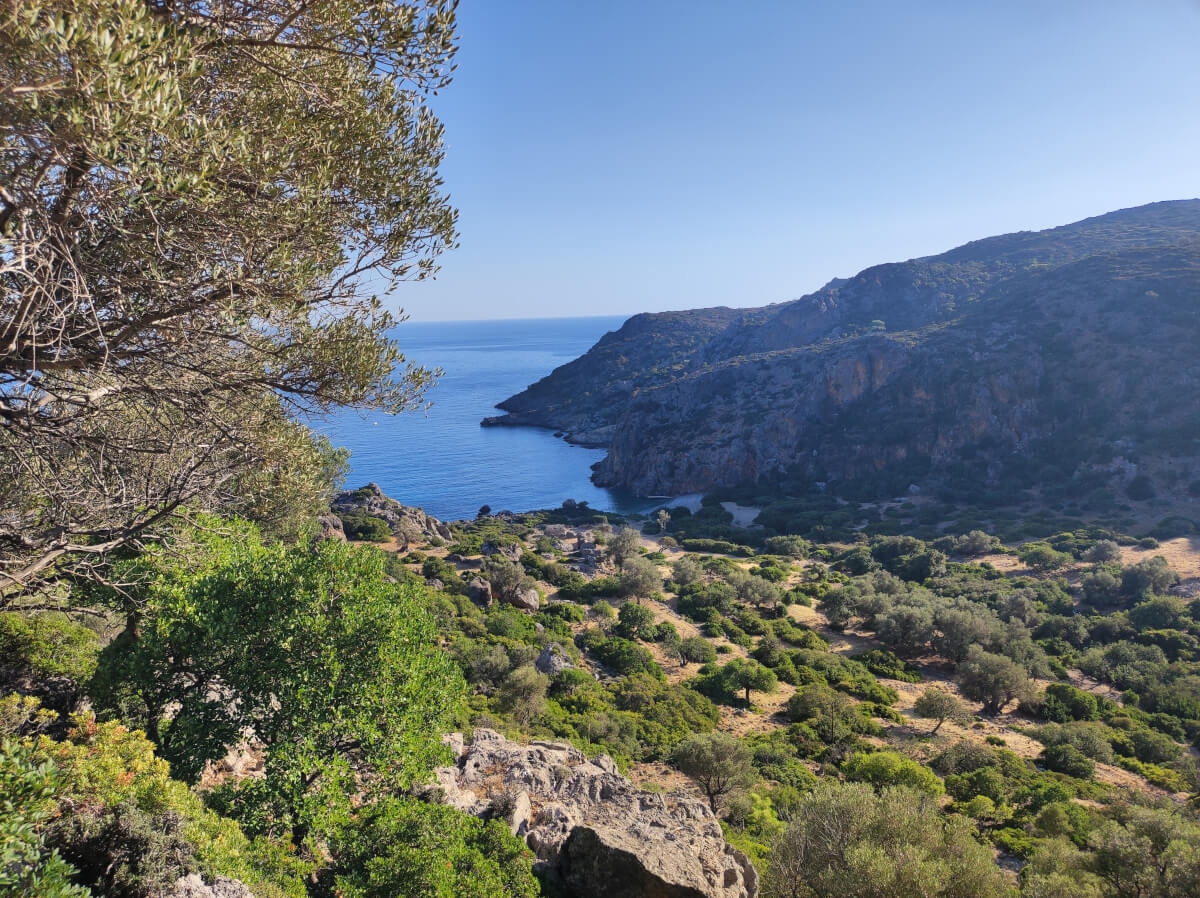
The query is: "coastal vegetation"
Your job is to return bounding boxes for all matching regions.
[3,2,1200,897]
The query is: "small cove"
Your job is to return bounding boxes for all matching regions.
[314,316,658,521]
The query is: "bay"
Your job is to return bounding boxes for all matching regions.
[313,316,655,521]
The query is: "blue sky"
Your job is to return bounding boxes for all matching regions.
[390,0,1200,322]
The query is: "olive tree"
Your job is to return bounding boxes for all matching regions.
[618,555,662,602]
[912,687,965,735]
[607,526,642,567]
[1,0,458,597]
[764,781,1012,898]
[957,645,1031,715]
[671,732,755,811]
[719,658,778,706]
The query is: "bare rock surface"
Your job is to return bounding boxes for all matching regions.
[535,643,574,676]
[466,576,494,607]
[433,729,757,898]
[331,482,451,545]
[316,512,346,541]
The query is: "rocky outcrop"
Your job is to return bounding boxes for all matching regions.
[167,875,253,898]
[535,643,574,675]
[433,729,757,898]
[482,540,524,562]
[317,512,346,541]
[485,200,1200,501]
[331,482,452,546]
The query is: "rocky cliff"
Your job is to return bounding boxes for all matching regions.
[485,200,1200,500]
[433,729,758,898]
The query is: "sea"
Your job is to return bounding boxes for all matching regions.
[313,316,660,522]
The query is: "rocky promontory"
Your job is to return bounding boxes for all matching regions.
[433,729,758,898]
[485,200,1200,500]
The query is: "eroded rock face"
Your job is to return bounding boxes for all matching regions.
[331,482,452,546]
[317,512,346,541]
[466,577,494,607]
[433,729,757,898]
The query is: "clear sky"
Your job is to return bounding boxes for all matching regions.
[389,0,1200,322]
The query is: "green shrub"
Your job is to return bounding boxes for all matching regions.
[841,750,944,796]
[338,513,392,542]
[1038,684,1099,722]
[25,717,308,897]
[852,649,922,683]
[0,739,90,898]
[1041,744,1095,779]
[326,796,538,898]
[0,613,100,685]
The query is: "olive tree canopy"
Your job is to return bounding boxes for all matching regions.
[1,0,458,596]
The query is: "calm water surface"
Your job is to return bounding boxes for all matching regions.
[314,316,655,521]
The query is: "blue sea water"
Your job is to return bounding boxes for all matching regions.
[314,316,656,522]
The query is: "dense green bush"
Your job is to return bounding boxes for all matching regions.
[1041,744,1095,779]
[87,519,466,839]
[852,649,922,683]
[339,513,393,542]
[841,750,944,796]
[0,613,100,686]
[576,629,662,678]
[25,717,308,897]
[325,797,538,898]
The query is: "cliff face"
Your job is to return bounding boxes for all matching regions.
[485,200,1200,498]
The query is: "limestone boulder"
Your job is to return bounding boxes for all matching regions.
[317,512,346,541]
[466,577,493,607]
[167,875,253,898]
[433,729,756,898]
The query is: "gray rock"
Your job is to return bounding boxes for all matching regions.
[434,729,756,898]
[168,874,253,898]
[535,644,574,676]
[466,577,493,607]
[331,483,451,547]
[317,512,346,541]
[482,540,524,562]
[507,790,532,836]
[505,586,540,613]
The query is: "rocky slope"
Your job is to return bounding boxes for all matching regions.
[330,482,453,543]
[485,200,1200,500]
[433,729,758,898]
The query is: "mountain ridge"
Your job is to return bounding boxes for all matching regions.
[485,200,1200,503]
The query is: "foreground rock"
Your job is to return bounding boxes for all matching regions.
[331,482,452,546]
[433,729,757,898]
